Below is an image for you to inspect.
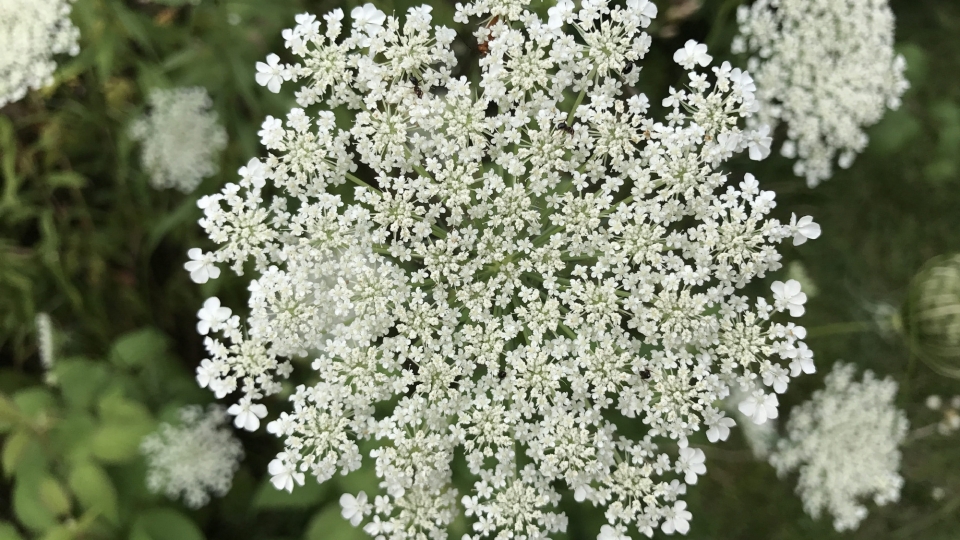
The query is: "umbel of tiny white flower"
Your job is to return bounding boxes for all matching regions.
[733,0,909,187]
[0,0,80,107]
[189,0,822,538]
[140,405,244,508]
[130,87,228,193]
[770,363,908,532]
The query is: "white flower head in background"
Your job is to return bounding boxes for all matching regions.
[192,1,822,537]
[140,404,244,509]
[770,362,908,532]
[0,0,80,107]
[130,87,228,193]
[733,0,909,187]
[35,312,55,371]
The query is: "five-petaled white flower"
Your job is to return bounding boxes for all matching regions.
[227,398,268,431]
[268,458,305,492]
[772,279,807,317]
[196,297,232,335]
[673,40,712,69]
[626,0,658,25]
[789,213,822,246]
[597,524,630,540]
[185,248,221,284]
[706,416,736,443]
[747,124,772,161]
[351,4,386,35]
[660,501,693,535]
[341,491,371,526]
[739,390,779,424]
[677,447,707,484]
[788,342,816,377]
[255,53,286,93]
[547,0,574,29]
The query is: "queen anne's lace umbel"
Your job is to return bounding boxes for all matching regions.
[770,363,908,532]
[140,405,244,508]
[0,0,80,107]
[130,87,228,193]
[190,1,821,537]
[733,0,909,187]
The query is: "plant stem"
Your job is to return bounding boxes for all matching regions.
[804,320,872,338]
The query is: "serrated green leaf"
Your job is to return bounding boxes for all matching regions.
[130,508,205,540]
[69,462,120,525]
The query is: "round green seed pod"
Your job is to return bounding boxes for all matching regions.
[905,254,960,378]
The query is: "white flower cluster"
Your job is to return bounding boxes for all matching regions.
[130,87,228,193]
[140,404,244,508]
[732,0,909,187]
[770,363,907,532]
[0,0,79,108]
[190,1,822,537]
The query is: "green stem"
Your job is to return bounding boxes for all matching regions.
[345,172,376,190]
[566,68,596,125]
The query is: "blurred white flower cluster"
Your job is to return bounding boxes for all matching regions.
[770,363,908,532]
[189,1,822,537]
[925,394,960,435]
[0,0,80,107]
[140,404,243,508]
[733,0,909,187]
[130,87,228,193]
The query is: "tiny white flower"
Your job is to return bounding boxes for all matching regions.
[771,279,807,317]
[547,0,574,29]
[340,491,370,526]
[197,297,232,335]
[788,343,815,377]
[789,214,822,246]
[673,40,712,70]
[268,458,305,492]
[256,54,286,93]
[185,248,221,284]
[227,398,268,431]
[350,4,386,35]
[706,416,736,443]
[677,447,706,484]
[660,501,692,535]
[739,390,779,424]
[598,524,629,540]
[926,395,943,410]
[747,125,772,161]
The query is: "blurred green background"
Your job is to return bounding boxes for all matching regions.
[2,0,960,539]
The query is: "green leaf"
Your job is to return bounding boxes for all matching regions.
[55,359,112,410]
[252,478,329,511]
[2,430,31,477]
[303,506,367,540]
[68,462,120,525]
[38,525,73,540]
[0,521,24,540]
[12,388,55,420]
[13,476,57,532]
[38,476,72,517]
[97,392,152,426]
[90,424,150,464]
[130,508,205,540]
[110,329,169,368]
